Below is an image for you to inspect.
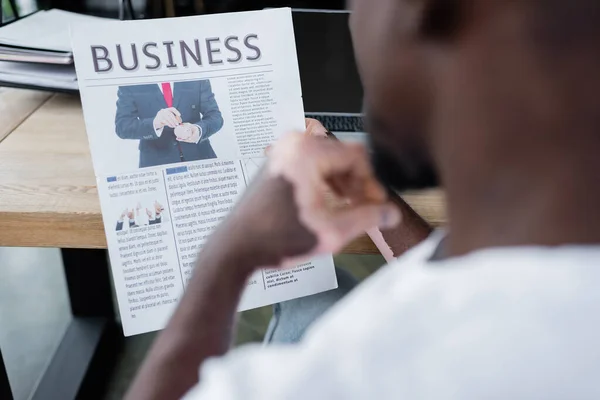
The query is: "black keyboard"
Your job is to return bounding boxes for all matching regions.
[305,114,365,132]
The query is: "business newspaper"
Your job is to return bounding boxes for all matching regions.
[71,8,338,336]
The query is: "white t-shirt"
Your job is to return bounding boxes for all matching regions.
[184,231,600,399]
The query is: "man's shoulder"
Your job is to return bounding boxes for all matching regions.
[118,84,156,94]
[178,80,209,90]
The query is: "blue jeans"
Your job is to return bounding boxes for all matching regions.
[263,267,358,344]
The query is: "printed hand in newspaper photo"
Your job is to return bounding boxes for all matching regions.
[153,107,182,130]
[116,208,135,232]
[174,123,201,143]
[211,119,401,269]
[154,201,164,215]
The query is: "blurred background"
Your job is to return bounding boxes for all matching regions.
[2,0,346,22]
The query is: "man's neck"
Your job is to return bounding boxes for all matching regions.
[443,139,600,257]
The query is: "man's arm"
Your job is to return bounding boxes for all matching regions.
[193,80,223,141]
[175,81,224,144]
[148,215,162,225]
[115,87,160,141]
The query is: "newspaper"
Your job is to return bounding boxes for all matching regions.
[71,8,338,336]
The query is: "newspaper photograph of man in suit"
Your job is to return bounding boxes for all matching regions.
[115,79,224,168]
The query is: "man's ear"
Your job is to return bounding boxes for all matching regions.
[417,0,461,40]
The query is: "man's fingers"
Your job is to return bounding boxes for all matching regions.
[267,132,395,255]
[159,108,181,128]
[293,137,386,202]
[163,117,175,128]
[270,133,388,214]
[314,143,387,203]
[318,203,401,251]
[167,108,182,125]
[327,171,387,205]
[175,129,189,139]
[305,118,327,138]
[166,113,180,128]
[167,107,181,118]
[317,141,372,177]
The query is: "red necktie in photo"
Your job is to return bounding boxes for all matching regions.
[161,82,173,107]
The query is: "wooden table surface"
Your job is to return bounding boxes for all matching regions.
[0,89,447,253]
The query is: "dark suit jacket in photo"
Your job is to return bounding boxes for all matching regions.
[115,80,224,168]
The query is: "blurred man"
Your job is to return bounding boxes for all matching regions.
[128,0,600,398]
[115,80,223,168]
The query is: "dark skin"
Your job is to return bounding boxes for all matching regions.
[429,1,600,254]
[350,0,600,254]
[130,0,600,397]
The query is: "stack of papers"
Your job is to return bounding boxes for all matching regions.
[0,9,107,91]
[0,61,77,91]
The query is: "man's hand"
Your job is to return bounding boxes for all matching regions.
[175,123,201,143]
[214,128,401,269]
[153,107,182,130]
[154,201,164,215]
[304,117,328,138]
[146,208,153,219]
[127,209,134,220]
[119,208,128,221]
[135,202,143,218]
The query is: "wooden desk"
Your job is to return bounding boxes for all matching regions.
[0,90,447,253]
[0,89,118,400]
[0,92,104,248]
